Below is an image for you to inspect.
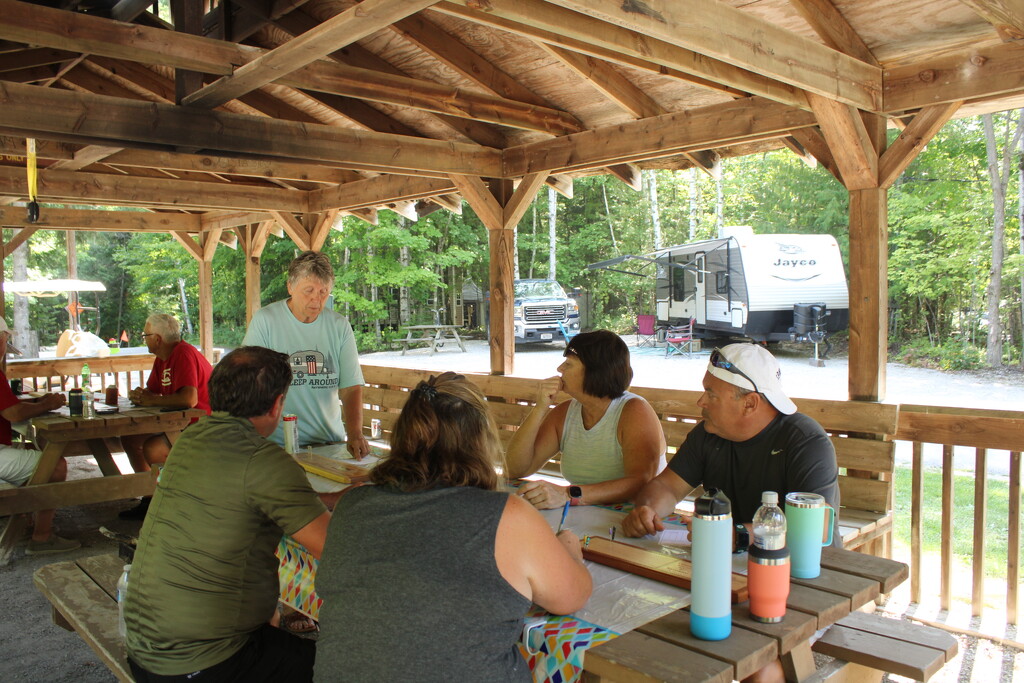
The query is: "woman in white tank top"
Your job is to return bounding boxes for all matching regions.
[505,330,667,509]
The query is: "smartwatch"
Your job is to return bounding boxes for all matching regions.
[733,524,750,554]
[568,485,583,506]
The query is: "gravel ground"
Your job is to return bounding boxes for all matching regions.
[1,337,1020,682]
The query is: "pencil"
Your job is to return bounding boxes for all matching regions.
[556,500,570,534]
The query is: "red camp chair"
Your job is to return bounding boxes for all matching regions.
[665,319,696,357]
[635,314,658,348]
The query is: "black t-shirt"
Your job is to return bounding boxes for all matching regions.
[670,413,840,536]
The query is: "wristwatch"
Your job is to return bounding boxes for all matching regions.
[568,485,583,506]
[733,524,750,554]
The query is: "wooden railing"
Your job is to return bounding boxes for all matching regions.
[5,354,156,396]
[894,405,1024,625]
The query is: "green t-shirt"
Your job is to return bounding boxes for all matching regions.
[125,413,326,675]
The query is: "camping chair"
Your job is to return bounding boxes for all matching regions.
[665,318,696,357]
[635,314,658,348]
[557,321,579,344]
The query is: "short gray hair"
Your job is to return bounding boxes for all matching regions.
[147,313,181,343]
[288,251,334,287]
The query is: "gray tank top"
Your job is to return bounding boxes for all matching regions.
[559,391,638,484]
[314,485,532,682]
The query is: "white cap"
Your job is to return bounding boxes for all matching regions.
[707,343,797,415]
[761,491,778,505]
[0,319,22,356]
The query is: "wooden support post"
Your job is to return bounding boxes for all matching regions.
[239,221,271,325]
[847,186,887,401]
[449,173,546,375]
[197,230,219,362]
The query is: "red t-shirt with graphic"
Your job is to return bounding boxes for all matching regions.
[146,342,213,418]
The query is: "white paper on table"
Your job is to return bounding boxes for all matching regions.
[657,528,690,546]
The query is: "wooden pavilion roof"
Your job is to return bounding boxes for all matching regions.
[0,0,1021,244]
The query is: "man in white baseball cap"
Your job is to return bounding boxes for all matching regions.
[623,342,839,539]
[622,343,839,682]
[0,318,80,555]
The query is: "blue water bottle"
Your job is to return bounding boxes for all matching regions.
[690,488,733,641]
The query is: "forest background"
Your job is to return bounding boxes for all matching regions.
[4,111,1023,371]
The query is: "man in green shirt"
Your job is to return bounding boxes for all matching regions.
[124,346,331,682]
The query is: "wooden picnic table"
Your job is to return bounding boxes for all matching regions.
[398,324,467,355]
[585,546,911,682]
[0,403,204,564]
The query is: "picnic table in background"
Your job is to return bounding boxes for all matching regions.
[397,324,467,355]
[0,403,203,564]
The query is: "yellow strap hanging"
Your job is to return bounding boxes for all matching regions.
[26,138,37,202]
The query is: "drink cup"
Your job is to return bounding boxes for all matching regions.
[785,492,835,579]
[748,546,789,622]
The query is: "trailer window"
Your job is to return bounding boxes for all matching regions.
[715,271,729,294]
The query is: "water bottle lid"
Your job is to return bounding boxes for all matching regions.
[694,487,731,518]
[761,491,778,506]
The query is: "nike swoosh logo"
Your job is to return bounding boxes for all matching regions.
[771,449,783,455]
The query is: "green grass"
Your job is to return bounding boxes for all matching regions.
[892,465,1021,579]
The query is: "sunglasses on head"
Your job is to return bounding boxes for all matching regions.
[709,348,760,394]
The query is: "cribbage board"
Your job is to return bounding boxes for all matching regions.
[581,535,748,603]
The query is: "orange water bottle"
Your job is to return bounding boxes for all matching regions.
[748,491,789,623]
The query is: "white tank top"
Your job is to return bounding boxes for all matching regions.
[559,391,640,485]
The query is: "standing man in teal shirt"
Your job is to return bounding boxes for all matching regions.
[243,251,369,458]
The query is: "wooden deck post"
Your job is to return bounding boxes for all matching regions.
[449,174,546,375]
[239,221,271,325]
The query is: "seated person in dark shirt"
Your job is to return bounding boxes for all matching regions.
[622,343,839,683]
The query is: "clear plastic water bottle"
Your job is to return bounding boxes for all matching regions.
[117,564,131,639]
[81,388,95,419]
[752,491,787,550]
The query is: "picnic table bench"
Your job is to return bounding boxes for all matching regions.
[397,324,467,355]
[34,553,132,682]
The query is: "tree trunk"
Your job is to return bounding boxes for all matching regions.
[547,186,557,281]
[715,174,724,234]
[66,231,78,331]
[529,201,537,279]
[1019,109,1024,368]
[399,241,411,325]
[177,278,193,336]
[982,112,1024,366]
[688,168,699,241]
[12,232,32,356]
[602,182,618,253]
[645,169,662,250]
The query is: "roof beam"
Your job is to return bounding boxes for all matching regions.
[0,166,308,212]
[184,0,441,108]
[878,100,962,189]
[884,41,1024,113]
[0,207,201,231]
[503,97,817,176]
[99,148,360,185]
[309,175,457,213]
[0,82,503,177]
[539,43,664,119]
[544,0,880,110]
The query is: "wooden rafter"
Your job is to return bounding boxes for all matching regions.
[787,0,879,66]
[958,0,1024,41]
[544,0,881,110]
[184,0,441,108]
[434,0,800,108]
[539,44,664,120]
[309,175,457,213]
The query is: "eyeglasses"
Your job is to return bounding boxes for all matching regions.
[141,333,156,339]
[709,348,759,394]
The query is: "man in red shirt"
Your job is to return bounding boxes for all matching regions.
[0,319,79,554]
[120,313,212,520]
